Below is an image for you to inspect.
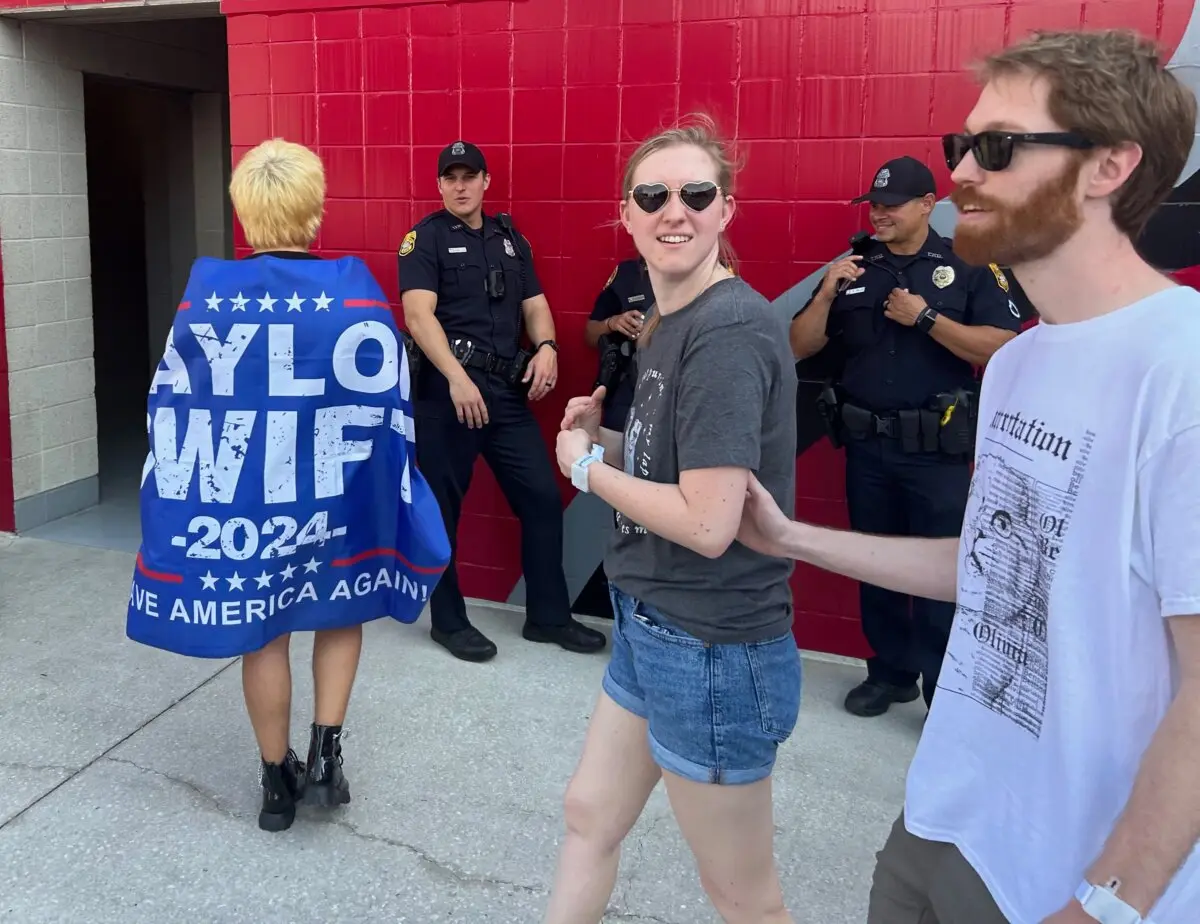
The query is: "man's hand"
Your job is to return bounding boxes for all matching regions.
[884,288,927,326]
[523,344,558,401]
[560,386,605,443]
[555,428,592,478]
[736,474,793,557]
[449,374,488,429]
[1041,900,1095,924]
[606,310,644,340]
[817,254,864,299]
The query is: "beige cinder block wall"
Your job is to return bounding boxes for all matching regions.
[0,13,229,530]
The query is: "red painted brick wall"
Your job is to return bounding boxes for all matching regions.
[0,244,13,534]
[214,0,1191,658]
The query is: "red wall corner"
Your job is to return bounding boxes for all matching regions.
[0,241,14,533]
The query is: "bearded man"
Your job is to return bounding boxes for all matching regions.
[744,28,1200,924]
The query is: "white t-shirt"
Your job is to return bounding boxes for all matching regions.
[905,284,1200,924]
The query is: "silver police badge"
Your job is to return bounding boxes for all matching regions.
[874,168,890,188]
[504,238,516,258]
[932,265,955,288]
[451,141,466,155]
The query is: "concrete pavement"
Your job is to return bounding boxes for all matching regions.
[0,533,925,923]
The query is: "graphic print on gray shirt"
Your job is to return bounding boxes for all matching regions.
[604,276,798,645]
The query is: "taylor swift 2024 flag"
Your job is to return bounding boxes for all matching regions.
[126,254,451,659]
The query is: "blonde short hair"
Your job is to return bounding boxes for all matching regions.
[229,139,325,251]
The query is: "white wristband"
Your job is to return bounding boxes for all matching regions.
[570,443,605,493]
[1075,880,1147,924]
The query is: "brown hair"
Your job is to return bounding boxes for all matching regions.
[621,113,739,345]
[974,29,1195,239]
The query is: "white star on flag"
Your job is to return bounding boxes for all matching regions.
[313,292,333,311]
[258,293,276,312]
[255,571,274,589]
[286,292,305,312]
[280,563,297,581]
[231,292,249,311]
[227,572,246,591]
[303,557,321,573]
[200,571,218,590]
[205,292,222,312]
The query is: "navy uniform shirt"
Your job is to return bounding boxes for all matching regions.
[398,208,541,365]
[804,229,1022,412]
[589,258,655,431]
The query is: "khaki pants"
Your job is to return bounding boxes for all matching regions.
[867,813,1010,924]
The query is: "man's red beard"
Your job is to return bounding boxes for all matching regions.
[950,157,1085,267]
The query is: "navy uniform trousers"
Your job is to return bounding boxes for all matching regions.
[415,371,570,634]
[844,436,971,705]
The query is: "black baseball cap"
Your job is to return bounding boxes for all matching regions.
[438,140,487,176]
[851,156,936,206]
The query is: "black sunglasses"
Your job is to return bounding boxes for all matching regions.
[629,181,721,214]
[942,130,1096,172]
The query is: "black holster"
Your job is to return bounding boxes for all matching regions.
[815,383,844,449]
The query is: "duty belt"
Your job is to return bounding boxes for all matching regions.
[450,338,526,384]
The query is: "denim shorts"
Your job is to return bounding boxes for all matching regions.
[602,585,803,785]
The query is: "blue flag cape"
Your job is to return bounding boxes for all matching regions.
[126,254,450,659]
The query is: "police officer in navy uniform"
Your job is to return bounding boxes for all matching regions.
[585,257,654,432]
[789,155,1022,717]
[398,140,606,662]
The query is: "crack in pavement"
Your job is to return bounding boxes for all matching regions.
[104,757,244,820]
[0,761,77,775]
[320,815,547,897]
[0,658,239,833]
[614,812,673,913]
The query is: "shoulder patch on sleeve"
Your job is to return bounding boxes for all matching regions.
[399,230,417,257]
[604,265,618,288]
[989,262,1009,292]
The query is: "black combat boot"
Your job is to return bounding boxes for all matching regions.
[303,723,351,808]
[258,748,305,832]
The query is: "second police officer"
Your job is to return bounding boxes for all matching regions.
[788,155,1023,718]
[398,140,606,663]
[585,256,654,432]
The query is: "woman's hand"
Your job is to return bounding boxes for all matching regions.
[736,474,794,557]
[559,386,606,442]
[556,428,594,478]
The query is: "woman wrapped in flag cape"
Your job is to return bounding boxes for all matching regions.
[125,139,451,831]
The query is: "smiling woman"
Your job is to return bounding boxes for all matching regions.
[544,115,802,924]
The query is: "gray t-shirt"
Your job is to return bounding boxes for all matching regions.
[604,276,798,644]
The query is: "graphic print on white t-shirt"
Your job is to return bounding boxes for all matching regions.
[945,410,1095,739]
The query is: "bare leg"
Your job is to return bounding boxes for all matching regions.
[544,691,663,924]
[312,625,363,724]
[663,771,793,924]
[242,633,292,762]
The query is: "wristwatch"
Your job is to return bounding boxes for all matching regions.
[1075,879,1149,924]
[536,339,558,353]
[916,306,939,333]
[571,443,605,493]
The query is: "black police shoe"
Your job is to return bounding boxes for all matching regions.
[522,617,607,654]
[431,625,498,662]
[303,723,351,808]
[258,748,305,832]
[844,679,921,718]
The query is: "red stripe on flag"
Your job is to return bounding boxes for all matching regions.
[137,552,184,584]
[344,299,390,309]
[178,302,191,311]
[332,547,445,575]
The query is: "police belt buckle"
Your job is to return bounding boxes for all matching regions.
[873,415,899,439]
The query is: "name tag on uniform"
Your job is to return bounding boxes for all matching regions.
[845,286,866,295]
[448,247,467,253]
[628,294,645,303]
